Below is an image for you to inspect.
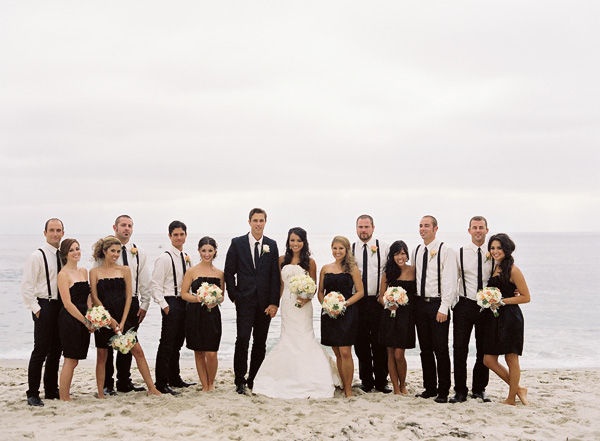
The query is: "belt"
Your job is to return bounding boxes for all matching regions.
[418,296,441,303]
[38,297,59,302]
[459,296,477,303]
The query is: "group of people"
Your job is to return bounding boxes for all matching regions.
[21,209,531,407]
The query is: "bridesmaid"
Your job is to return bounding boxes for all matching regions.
[181,237,224,391]
[90,236,161,398]
[483,233,531,406]
[318,235,364,397]
[57,238,94,401]
[378,240,416,395]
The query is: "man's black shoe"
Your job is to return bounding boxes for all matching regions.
[416,390,437,398]
[449,393,467,403]
[472,391,492,402]
[103,387,117,396]
[27,396,44,407]
[171,379,196,388]
[375,385,392,394]
[156,385,180,395]
[434,394,448,403]
[235,384,246,395]
[117,382,146,393]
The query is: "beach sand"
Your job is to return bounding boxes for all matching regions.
[1,360,598,440]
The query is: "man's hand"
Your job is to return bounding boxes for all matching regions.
[264,304,278,318]
[436,312,448,323]
[137,308,147,324]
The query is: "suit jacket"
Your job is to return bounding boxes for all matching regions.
[224,234,281,308]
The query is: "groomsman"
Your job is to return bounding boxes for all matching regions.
[103,215,151,394]
[352,214,391,393]
[413,215,457,403]
[152,220,195,395]
[450,216,492,403]
[224,208,281,395]
[21,218,64,406]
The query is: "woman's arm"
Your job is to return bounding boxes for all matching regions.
[120,267,133,331]
[507,265,531,305]
[58,272,86,324]
[346,266,364,306]
[180,269,196,303]
[317,265,327,303]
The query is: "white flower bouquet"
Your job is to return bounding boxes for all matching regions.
[289,273,317,307]
[85,305,112,330]
[109,328,137,354]
[476,286,503,317]
[195,282,224,312]
[321,291,347,318]
[382,286,409,318]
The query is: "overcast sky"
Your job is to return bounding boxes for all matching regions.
[1,1,598,237]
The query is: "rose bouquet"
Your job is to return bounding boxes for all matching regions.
[476,286,503,317]
[289,273,317,307]
[382,286,409,318]
[85,305,112,330]
[109,328,137,354]
[195,282,224,312]
[321,291,347,318]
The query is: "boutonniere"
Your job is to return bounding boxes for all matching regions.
[429,249,438,261]
[370,245,378,256]
[185,255,191,266]
[485,252,491,263]
[262,244,270,254]
[130,246,138,256]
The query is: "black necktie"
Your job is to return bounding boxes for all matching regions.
[420,247,428,296]
[122,246,129,266]
[254,241,260,268]
[180,252,187,275]
[362,244,368,295]
[477,247,483,291]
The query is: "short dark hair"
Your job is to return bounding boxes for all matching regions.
[248,208,267,221]
[469,216,488,228]
[114,214,133,226]
[168,220,187,235]
[44,218,64,232]
[356,214,374,226]
[422,215,438,228]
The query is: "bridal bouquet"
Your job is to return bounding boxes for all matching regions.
[476,286,503,317]
[382,286,409,318]
[195,282,224,311]
[321,291,347,318]
[289,273,317,307]
[85,305,112,330]
[109,328,137,354]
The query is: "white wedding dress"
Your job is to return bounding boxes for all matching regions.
[253,264,340,399]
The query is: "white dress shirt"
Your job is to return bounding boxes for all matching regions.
[21,243,61,314]
[456,242,493,301]
[151,245,191,309]
[119,244,152,311]
[353,238,388,296]
[413,238,458,314]
[248,233,263,268]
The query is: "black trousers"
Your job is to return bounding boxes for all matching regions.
[233,296,271,386]
[414,297,451,396]
[27,299,62,398]
[354,296,388,389]
[452,296,489,395]
[104,297,140,389]
[155,297,186,387]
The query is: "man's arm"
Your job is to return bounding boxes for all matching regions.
[136,251,152,320]
[150,254,169,311]
[21,252,42,315]
[439,246,458,318]
[224,239,239,303]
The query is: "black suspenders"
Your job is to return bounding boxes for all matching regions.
[38,248,53,299]
[165,251,179,297]
[415,242,444,296]
[352,240,381,296]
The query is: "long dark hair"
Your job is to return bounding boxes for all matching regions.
[59,238,79,266]
[198,236,218,259]
[488,233,515,284]
[384,240,410,283]
[282,227,311,271]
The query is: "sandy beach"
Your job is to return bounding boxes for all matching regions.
[1,360,598,441]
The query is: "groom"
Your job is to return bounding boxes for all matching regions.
[224,208,281,394]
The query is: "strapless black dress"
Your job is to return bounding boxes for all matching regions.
[320,273,358,347]
[378,279,416,349]
[185,276,222,352]
[59,281,91,359]
[94,278,130,349]
[482,275,525,355]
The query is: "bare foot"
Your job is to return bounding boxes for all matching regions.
[501,399,516,406]
[517,387,529,405]
[95,393,105,399]
[400,386,408,395]
[147,389,162,396]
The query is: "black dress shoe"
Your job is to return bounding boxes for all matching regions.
[235,384,246,395]
[103,387,117,396]
[434,395,448,403]
[416,390,437,398]
[117,383,146,393]
[246,380,254,390]
[375,386,392,394]
[171,379,196,388]
[156,385,180,395]
[44,391,60,400]
[360,385,374,393]
[472,391,492,402]
[449,393,468,403]
[27,396,44,407]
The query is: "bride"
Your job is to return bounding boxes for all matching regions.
[253,227,340,399]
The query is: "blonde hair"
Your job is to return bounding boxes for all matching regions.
[331,235,357,274]
[92,236,122,261]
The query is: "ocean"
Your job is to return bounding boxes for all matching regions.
[2,232,598,369]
